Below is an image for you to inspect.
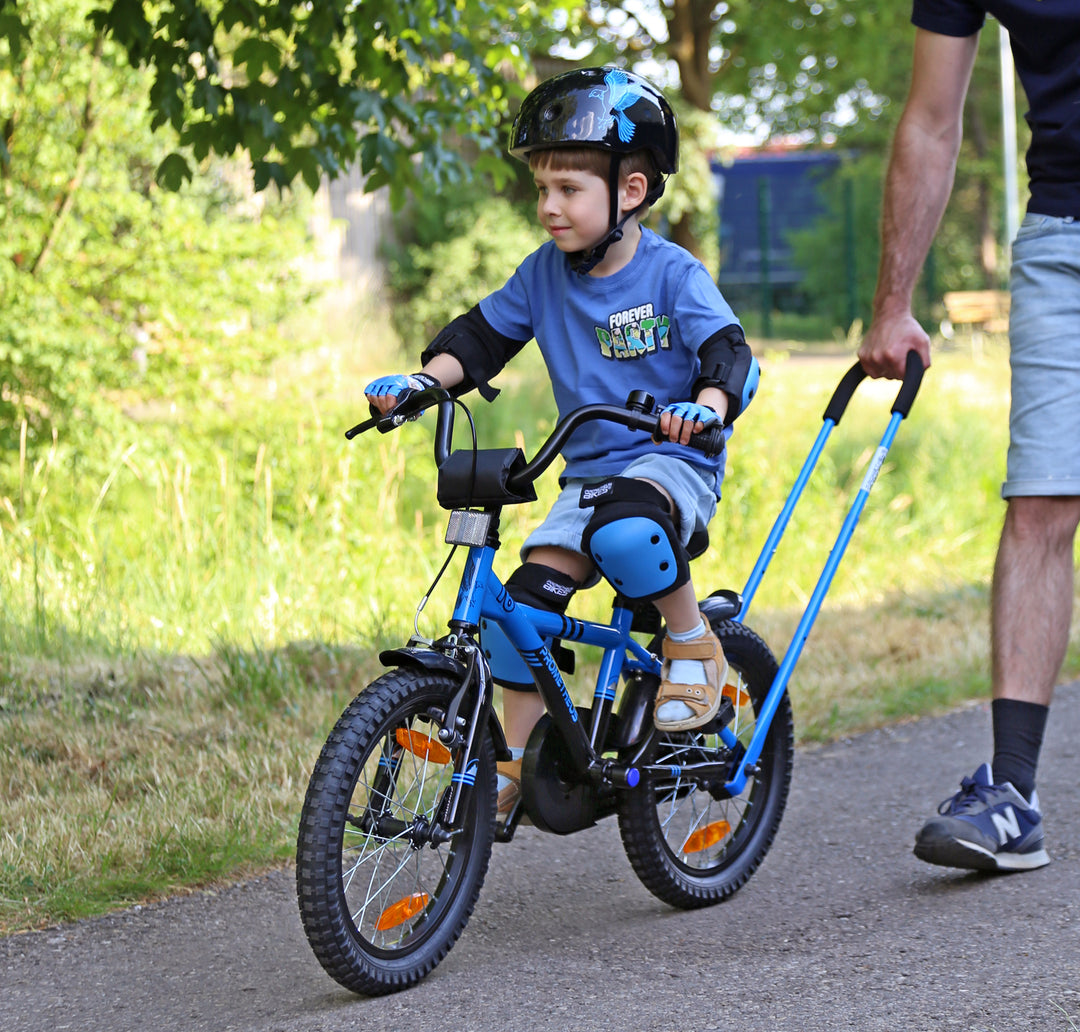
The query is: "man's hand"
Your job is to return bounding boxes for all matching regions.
[859,311,932,380]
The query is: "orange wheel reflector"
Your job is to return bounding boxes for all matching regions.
[375,892,430,931]
[683,821,731,854]
[722,682,750,707]
[395,728,452,765]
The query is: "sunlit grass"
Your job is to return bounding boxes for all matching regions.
[6,330,1079,932]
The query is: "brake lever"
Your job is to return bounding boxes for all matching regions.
[344,386,453,440]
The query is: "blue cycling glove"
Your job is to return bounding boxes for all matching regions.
[363,372,440,400]
[661,401,721,428]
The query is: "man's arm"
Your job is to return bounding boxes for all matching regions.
[859,28,981,380]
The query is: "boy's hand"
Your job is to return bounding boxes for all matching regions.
[658,401,720,446]
[364,372,440,416]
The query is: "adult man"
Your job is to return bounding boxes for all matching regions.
[859,0,1080,872]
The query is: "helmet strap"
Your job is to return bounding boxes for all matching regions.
[569,154,639,276]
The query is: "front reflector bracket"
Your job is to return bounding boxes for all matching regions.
[376,892,430,931]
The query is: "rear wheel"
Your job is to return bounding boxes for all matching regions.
[296,668,496,995]
[617,619,793,907]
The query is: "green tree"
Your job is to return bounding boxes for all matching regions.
[2,0,585,201]
[0,0,317,451]
[573,2,1024,318]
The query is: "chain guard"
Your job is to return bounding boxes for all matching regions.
[520,712,600,835]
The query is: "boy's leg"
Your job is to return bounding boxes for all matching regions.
[630,479,728,731]
[497,547,587,751]
[495,545,587,815]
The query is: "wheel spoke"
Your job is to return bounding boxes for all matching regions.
[617,622,793,908]
[331,715,470,949]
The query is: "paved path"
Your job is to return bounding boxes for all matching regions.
[3,684,1079,1032]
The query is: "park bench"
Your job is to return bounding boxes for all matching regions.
[942,289,1010,335]
[940,289,1010,356]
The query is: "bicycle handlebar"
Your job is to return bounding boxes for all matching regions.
[344,388,726,493]
[344,351,925,494]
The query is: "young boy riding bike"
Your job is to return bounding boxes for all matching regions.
[365,67,758,817]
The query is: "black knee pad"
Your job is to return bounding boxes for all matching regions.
[579,478,690,602]
[504,563,578,614]
[481,564,578,691]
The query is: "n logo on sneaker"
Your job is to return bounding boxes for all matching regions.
[990,805,1022,845]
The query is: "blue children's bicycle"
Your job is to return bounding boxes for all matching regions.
[295,355,923,995]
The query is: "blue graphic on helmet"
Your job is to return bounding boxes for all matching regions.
[590,68,647,146]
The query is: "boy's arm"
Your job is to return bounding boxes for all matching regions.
[693,323,755,422]
[421,303,530,401]
[367,302,529,415]
[658,385,729,447]
[694,386,729,423]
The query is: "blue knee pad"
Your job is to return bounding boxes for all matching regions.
[579,478,690,601]
[480,564,577,690]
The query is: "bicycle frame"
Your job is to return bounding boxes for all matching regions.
[439,526,744,820]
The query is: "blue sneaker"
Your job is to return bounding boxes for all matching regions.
[914,763,1050,872]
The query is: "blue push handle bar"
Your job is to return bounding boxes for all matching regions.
[738,350,924,622]
[725,351,925,794]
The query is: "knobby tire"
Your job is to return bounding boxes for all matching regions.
[295,669,496,995]
[617,618,794,908]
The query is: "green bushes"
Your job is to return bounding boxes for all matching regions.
[0,0,320,454]
[385,194,545,348]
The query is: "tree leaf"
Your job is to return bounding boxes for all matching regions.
[154,152,193,191]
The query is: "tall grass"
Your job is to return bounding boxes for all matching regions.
[3,334,1076,931]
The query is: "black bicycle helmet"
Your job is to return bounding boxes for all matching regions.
[509,67,679,272]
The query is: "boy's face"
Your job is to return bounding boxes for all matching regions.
[533,163,612,254]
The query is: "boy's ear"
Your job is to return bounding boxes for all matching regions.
[621,170,649,212]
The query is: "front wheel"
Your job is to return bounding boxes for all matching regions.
[617,619,793,908]
[296,668,496,995]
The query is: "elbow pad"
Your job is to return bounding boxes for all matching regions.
[421,304,529,402]
[693,325,758,422]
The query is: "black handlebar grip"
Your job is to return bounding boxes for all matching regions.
[691,423,727,458]
[345,415,378,439]
[651,417,726,458]
[822,350,926,425]
[822,362,868,425]
[891,349,925,417]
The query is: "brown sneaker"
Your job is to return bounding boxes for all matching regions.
[496,758,522,817]
[654,623,728,732]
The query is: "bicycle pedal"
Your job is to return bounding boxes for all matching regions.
[700,696,736,734]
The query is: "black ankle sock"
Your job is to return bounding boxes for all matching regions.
[991,698,1049,800]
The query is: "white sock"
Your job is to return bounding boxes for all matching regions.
[497,746,524,792]
[658,619,708,723]
[666,619,708,685]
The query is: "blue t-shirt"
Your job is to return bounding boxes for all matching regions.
[479,228,740,488]
[911,0,1080,217]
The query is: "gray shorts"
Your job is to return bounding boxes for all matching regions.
[1004,213,1080,498]
[520,453,719,562]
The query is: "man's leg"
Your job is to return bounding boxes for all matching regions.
[989,495,1080,797]
[991,495,1080,707]
[912,495,1078,872]
[915,213,1080,870]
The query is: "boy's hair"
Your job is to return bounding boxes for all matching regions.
[529,147,663,199]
